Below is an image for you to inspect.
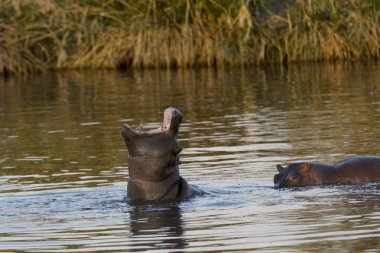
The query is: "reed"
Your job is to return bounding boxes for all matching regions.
[1,0,380,75]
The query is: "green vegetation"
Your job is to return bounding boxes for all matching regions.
[1,0,380,75]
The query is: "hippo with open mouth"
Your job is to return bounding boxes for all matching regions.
[121,107,200,201]
[274,156,380,188]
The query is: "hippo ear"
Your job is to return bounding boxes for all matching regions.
[162,107,182,136]
[121,124,136,141]
[300,163,310,174]
[277,164,284,173]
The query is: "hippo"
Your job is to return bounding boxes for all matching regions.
[121,107,200,201]
[274,156,380,188]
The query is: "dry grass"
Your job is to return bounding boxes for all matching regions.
[1,0,380,75]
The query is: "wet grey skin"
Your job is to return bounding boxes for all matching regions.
[121,107,200,201]
[274,156,380,188]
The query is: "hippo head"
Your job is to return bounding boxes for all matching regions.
[121,107,183,184]
[274,162,312,188]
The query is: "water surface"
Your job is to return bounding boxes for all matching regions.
[1,63,380,252]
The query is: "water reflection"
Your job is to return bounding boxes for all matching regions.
[0,63,379,252]
[129,203,186,252]
[276,184,380,252]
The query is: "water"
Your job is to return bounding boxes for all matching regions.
[0,63,380,252]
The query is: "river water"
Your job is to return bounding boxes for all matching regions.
[0,63,379,252]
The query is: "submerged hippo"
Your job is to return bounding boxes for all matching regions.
[121,107,199,201]
[274,156,380,188]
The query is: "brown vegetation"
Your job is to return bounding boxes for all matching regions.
[1,0,380,75]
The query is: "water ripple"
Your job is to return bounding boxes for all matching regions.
[1,66,380,252]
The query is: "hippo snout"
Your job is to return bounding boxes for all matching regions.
[274,182,282,189]
[274,181,286,189]
[273,173,286,189]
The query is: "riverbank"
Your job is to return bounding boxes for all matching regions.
[1,0,380,75]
